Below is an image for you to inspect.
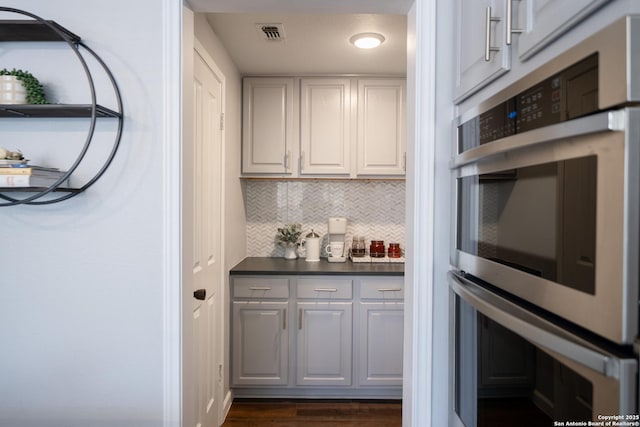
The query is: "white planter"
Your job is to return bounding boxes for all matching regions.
[0,75,27,104]
[282,244,298,260]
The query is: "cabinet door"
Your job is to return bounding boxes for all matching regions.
[242,78,296,174]
[356,79,406,176]
[455,0,510,102]
[296,302,352,386]
[358,302,404,387]
[300,78,351,175]
[517,0,613,60]
[478,314,535,397]
[232,301,289,386]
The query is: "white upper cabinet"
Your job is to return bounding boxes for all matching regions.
[242,78,296,175]
[455,0,510,102]
[241,76,405,178]
[300,78,352,175]
[454,0,622,103]
[516,0,613,60]
[356,79,406,176]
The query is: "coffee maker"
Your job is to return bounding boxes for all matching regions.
[326,217,347,262]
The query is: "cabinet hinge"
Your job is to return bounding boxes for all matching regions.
[220,112,225,131]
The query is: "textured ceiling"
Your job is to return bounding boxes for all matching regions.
[206,13,407,75]
[188,0,410,76]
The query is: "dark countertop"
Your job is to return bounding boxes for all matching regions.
[230,257,404,276]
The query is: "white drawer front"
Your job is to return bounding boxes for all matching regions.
[233,277,289,299]
[360,277,404,300]
[297,278,353,299]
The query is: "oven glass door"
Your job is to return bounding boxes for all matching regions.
[452,109,640,344]
[457,155,597,293]
[449,272,638,426]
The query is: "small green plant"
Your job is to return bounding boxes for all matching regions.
[0,68,48,104]
[276,223,302,245]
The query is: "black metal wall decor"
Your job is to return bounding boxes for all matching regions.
[0,7,124,206]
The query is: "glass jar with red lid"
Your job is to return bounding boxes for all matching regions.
[369,240,385,258]
[388,243,402,258]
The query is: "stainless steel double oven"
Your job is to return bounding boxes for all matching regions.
[450,16,640,426]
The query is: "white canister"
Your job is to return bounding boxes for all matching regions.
[0,76,27,104]
[301,230,321,262]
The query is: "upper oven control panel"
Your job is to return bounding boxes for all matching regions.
[458,53,598,154]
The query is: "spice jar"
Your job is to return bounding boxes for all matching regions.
[351,236,366,257]
[388,243,401,258]
[370,240,385,258]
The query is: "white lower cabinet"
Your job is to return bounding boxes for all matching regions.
[358,278,404,387]
[359,303,404,387]
[232,302,289,386]
[297,302,353,386]
[230,274,403,397]
[295,277,353,386]
[231,278,289,386]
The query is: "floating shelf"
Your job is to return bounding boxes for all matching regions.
[0,104,121,118]
[0,186,81,193]
[0,19,81,42]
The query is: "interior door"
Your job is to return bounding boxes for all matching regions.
[192,48,224,427]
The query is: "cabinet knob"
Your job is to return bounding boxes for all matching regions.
[194,289,206,300]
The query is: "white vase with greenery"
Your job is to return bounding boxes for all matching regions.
[0,75,27,104]
[276,223,302,260]
[0,68,48,105]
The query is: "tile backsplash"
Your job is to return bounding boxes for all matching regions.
[245,180,406,257]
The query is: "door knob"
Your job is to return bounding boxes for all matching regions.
[194,289,206,300]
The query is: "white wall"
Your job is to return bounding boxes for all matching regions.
[0,1,177,425]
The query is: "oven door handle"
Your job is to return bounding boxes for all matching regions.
[448,271,624,378]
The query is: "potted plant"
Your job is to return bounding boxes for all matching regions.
[276,223,302,259]
[0,68,47,104]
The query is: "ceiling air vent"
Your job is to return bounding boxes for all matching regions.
[256,23,286,41]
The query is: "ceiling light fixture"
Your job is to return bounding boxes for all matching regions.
[350,32,385,49]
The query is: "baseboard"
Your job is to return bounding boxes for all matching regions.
[231,387,402,399]
[221,390,233,425]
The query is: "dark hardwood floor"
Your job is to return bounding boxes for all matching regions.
[222,396,552,426]
[221,399,402,426]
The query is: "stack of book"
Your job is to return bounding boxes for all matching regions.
[0,164,68,188]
